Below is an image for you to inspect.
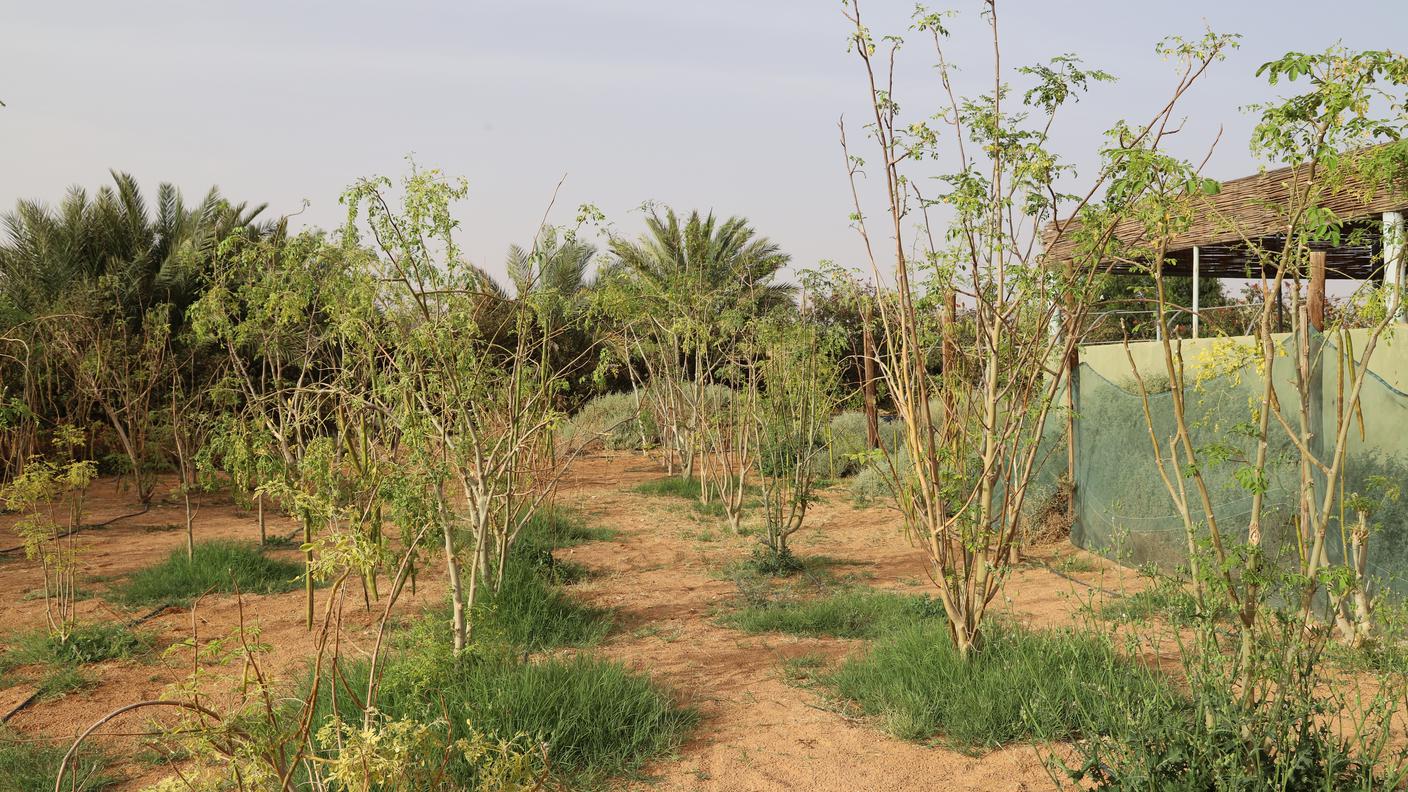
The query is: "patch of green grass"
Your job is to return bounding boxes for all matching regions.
[634,476,707,500]
[721,588,944,639]
[685,527,718,543]
[828,621,1171,749]
[515,508,616,555]
[512,509,613,587]
[0,726,116,791]
[634,477,757,519]
[5,623,148,667]
[1,623,148,702]
[20,587,95,603]
[305,509,688,789]
[1099,582,1203,624]
[311,623,695,789]
[457,509,614,651]
[1325,635,1408,675]
[724,551,867,584]
[115,541,304,606]
[780,652,830,687]
[1050,554,1101,575]
[470,554,612,651]
[37,665,95,700]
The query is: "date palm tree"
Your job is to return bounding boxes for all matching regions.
[0,172,271,502]
[1,171,271,325]
[607,207,794,320]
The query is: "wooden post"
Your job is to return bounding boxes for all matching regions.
[861,298,880,450]
[1308,250,1326,332]
[1192,245,1201,339]
[1062,259,1078,524]
[1386,211,1406,321]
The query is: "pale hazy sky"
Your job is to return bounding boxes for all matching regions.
[3,1,1406,283]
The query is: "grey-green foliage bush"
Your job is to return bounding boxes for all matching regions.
[825,411,904,477]
[849,444,911,504]
[828,400,943,503]
[558,392,658,451]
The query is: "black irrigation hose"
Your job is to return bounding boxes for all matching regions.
[1,601,176,724]
[1034,557,1124,599]
[0,504,151,555]
[88,503,151,529]
[0,689,39,723]
[128,603,179,626]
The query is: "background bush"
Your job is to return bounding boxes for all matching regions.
[558,392,658,451]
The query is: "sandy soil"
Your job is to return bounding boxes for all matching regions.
[555,453,1135,792]
[0,456,1143,791]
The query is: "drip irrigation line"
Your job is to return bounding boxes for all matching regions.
[1033,557,1123,599]
[0,504,151,555]
[0,690,39,724]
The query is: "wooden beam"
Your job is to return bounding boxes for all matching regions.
[1309,250,1327,331]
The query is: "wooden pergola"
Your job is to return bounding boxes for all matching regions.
[1043,153,1408,334]
[1039,153,1408,513]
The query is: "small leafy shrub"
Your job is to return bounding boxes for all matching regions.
[747,544,805,576]
[829,621,1171,748]
[723,588,944,639]
[1059,612,1408,791]
[116,541,303,605]
[314,712,546,792]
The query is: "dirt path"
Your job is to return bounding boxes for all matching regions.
[555,453,1129,791]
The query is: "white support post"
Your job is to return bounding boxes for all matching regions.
[1387,211,1406,322]
[1192,245,1201,339]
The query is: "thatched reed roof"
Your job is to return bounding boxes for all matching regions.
[1043,149,1408,280]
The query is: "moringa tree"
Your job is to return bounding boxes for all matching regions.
[841,0,1232,659]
